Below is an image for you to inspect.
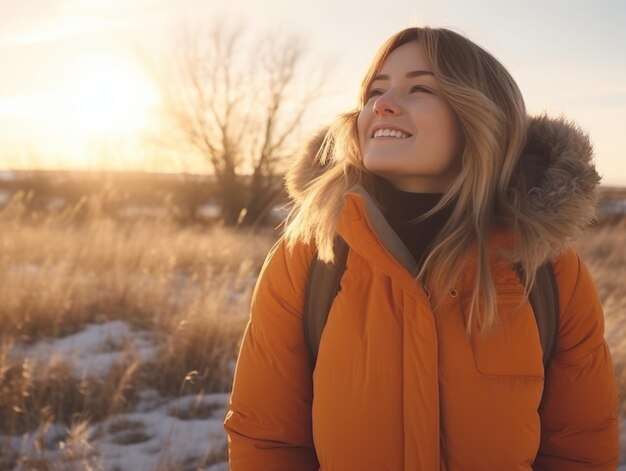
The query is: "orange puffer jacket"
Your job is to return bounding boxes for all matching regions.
[224,116,620,470]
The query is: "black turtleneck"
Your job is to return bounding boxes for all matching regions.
[377,179,453,268]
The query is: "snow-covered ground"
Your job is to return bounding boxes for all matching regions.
[0,170,622,467]
[3,321,230,470]
[598,197,626,215]
[9,321,159,378]
[0,190,11,205]
[3,320,625,469]
[0,170,17,181]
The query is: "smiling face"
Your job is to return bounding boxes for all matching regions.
[357,41,465,193]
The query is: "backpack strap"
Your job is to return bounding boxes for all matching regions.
[303,235,349,368]
[527,263,560,371]
[303,236,560,372]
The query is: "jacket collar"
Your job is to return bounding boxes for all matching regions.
[341,185,418,275]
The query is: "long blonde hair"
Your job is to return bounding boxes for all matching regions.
[284,27,533,335]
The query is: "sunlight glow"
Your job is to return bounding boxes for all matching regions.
[67,54,157,136]
[0,53,161,170]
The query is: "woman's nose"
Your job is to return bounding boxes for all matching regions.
[373,92,401,116]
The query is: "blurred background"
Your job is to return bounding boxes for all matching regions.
[0,0,624,469]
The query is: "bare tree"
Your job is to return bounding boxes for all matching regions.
[145,21,329,226]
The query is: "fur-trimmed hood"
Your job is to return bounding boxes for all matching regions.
[286,114,600,264]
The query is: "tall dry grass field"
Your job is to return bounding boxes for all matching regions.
[0,193,277,469]
[0,191,624,469]
[574,218,626,417]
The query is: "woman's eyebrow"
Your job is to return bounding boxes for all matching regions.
[372,70,434,81]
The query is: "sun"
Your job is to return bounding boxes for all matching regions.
[66,54,158,137]
[26,52,164,170]
[0,52,162,171]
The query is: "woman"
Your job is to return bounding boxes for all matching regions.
[224,27,620,470]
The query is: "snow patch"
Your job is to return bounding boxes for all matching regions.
[3,319,230,470]
[198,203,220,219]
[0,170,16,181]
[1,390,229,470]
[598,198,626,215]
[97,394,228,471]
[0,190,10,205]
[10,320,160,377]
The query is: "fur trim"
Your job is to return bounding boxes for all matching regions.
[512,114,600,261]
[286,114,600,262]
[285,126,329,203]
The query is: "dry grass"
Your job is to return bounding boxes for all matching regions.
[0,193,277,447]
[0,191,624,468]
[0,192,271,342]
[574,217,626,416]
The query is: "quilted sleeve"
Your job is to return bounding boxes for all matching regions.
[533,248,620,470]
[224,238,319,471]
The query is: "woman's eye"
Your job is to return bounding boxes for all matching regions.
[411,85,432,94]
[367,89,384,99]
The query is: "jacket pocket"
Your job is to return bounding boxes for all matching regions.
[463,288,544,378]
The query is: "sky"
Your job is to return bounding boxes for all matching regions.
[0,0,625,184]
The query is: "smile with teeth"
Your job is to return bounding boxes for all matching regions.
[372,128,412,139]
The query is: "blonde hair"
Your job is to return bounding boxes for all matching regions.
[284,27,534,335]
